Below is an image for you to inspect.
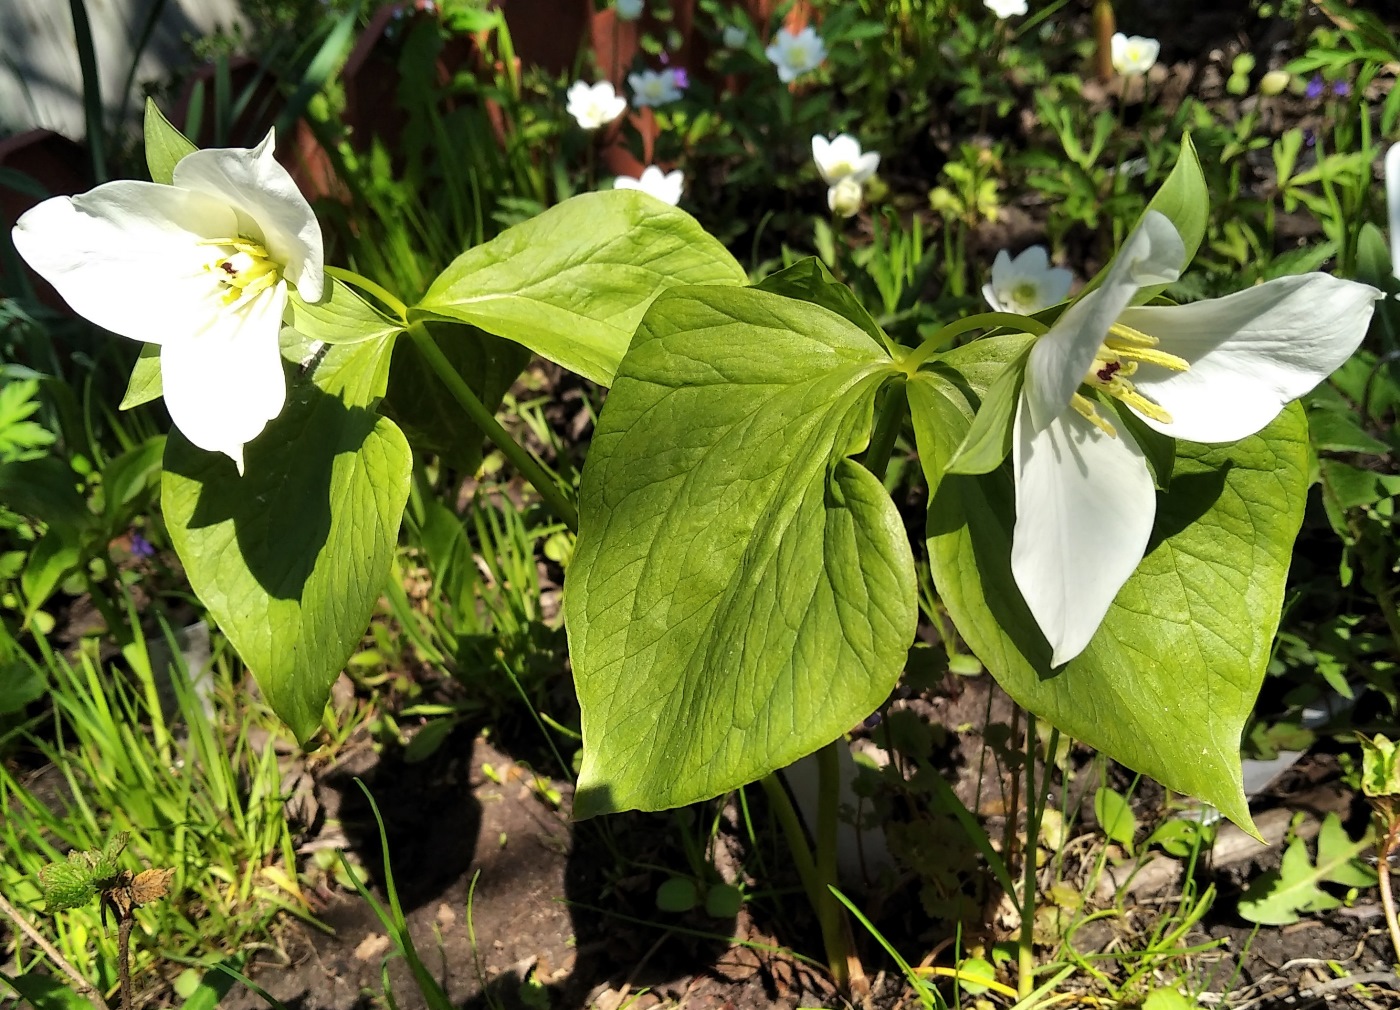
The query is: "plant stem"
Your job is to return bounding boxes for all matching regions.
[902,312,1047,373]
[1378,820,1400,968]
[406,321,579,534]
[117,917,134,1010]
[759,772,849,992]
[1018,713,1040,999]
[0,890,113,1010]
[324,266,409,321]
[863,379,906,483]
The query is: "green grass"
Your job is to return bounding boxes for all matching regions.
[0,614,312,997]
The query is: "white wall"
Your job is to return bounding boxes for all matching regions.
[0,0,249,139]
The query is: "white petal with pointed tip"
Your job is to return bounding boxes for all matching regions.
[174,131,323,300]
[1012,399,1156,667]
[1024,212,1183,432]
[1119,275,1381,442]
[12,182,237,344]
[160,281,289,473]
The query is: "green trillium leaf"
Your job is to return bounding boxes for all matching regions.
[414,190,747,386]
[143,98,198,185]
[755,257,890,351]
[911,339,1308,831]
[566,285,914,816]
[162,333,411,742]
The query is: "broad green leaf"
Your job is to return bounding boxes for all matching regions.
[162,334,411,741]
[0,457,91,530]
[755,257,889,351]
[382,321,531,474]
[144,98,197,185]
[287,278,404,345]
[414,190,746,386]
[911,343,1310,831]
[0,658,45,715]
[567,286,913,816]
[120,345,163,409]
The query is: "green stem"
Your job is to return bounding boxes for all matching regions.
[902,312,1047,373]
[863,379,906,484]
[406,321,579,534]
[324,266,409,321]
[1017,718,1058,998]
[760,772,849,992]
[814,741,851,990]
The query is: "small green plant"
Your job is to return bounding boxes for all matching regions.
[1358,733,1400,966]
[1237,813,1376,925]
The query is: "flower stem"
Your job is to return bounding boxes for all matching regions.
[324,266,409,322]
[863,378,906,483]
[406,321,579,534]
[902,312,1048,373]
[759,770,851,993]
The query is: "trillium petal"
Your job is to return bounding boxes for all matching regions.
[160,282,289,474]
[1386,143,1400,278]
[1120,275,1381,442]
[174,130,324,301]
[12,182,237,344]
[1012,398,1156,667]
[1024,211,1183,432]
[982,280,1004,312]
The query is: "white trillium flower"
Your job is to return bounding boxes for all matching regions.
[984,0,1028,18]
[12,130,323,474]
[614,166,684,206]
[1111,32,1160,76]
[765,26,826,84]
[721,25,747,48]
[628,68,684,108]
[1012,210,1380,666]
[566,80,627,130]
[615,0,643,20]
[983,246,1073,315]
[811,134,880,187]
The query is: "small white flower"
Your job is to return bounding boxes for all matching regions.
[983,246,1073,315]
[12,130,323,474]
[615,0,643,20]
[722,24,747,48]
[811,134,880,187]
[628,68,684,108]
[828,177,864,217]
[1386,143,1400,279]
[1010,210,1380,666]
[566,80,627,130]
[1110,32,1160,76]
[765,26,826,84]
[614,166,684,206]
[984,0,1028,18]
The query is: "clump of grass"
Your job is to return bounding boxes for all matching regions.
[0,613,311,998]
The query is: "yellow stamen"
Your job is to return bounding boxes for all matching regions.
[201,237,282,308]
[1071,392,1118,437]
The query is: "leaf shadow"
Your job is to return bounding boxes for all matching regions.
[163,379,381,600]
[1149,460,1233,550]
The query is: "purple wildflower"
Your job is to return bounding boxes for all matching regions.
[672,67,689,90]
[1305,74,1325,100]
[1331,79,1351,97]
[129,531,155,558]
